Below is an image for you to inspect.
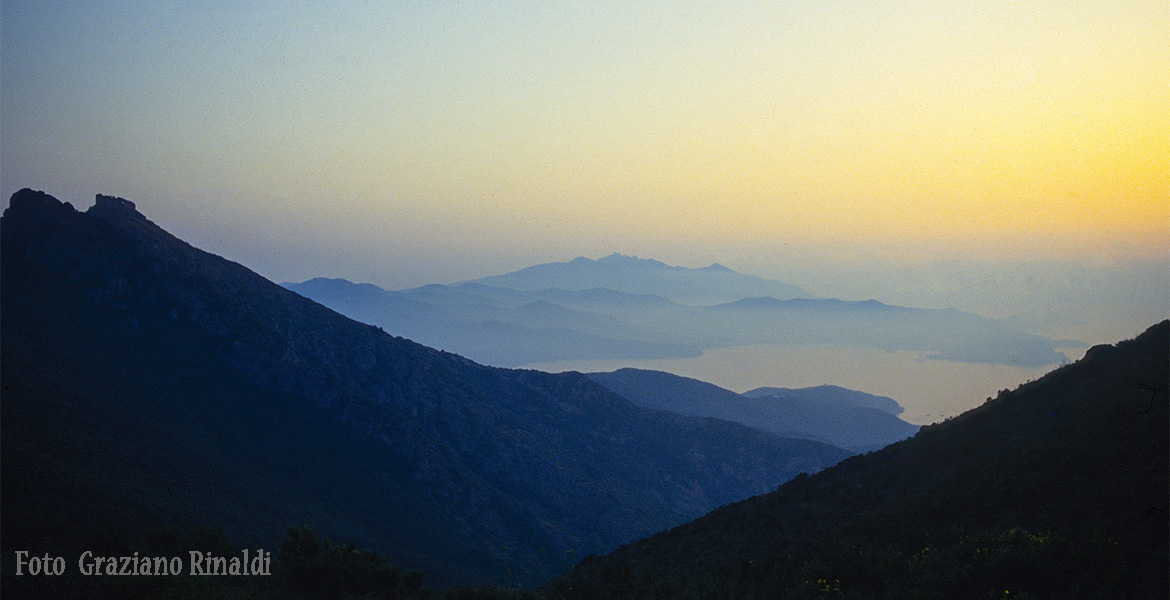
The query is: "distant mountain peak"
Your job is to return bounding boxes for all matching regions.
[595,252,668,269]
[472,254,813,303]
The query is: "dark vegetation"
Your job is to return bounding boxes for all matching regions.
[4,322,1164,599]
[0,189,847,589]
[1,525,534,599]
[546,321,1169,599]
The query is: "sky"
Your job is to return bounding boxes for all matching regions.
[3,0,1167,342]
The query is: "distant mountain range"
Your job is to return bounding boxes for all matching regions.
[549,321,1169,599]
[287,277,699,367]
[0,190,851,587]
[287,262,1080,369]
[588,370,919,452]
[471,252,813,305]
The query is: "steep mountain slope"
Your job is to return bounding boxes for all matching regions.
[550,322,1169,599]
[0,190,851,587]
[589,369,918,452]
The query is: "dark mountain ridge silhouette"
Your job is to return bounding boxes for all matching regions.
[0,189,851,587]
[549,321,1169,599]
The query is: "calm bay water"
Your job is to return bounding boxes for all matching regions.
[524,343,1082,425]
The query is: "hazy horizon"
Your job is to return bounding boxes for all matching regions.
[4,2,1166,265]
[2,1,1166,418]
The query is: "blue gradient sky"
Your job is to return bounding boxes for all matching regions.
[2,1,1167,343]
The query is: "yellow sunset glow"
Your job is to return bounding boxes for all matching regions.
[2,0,1166,282]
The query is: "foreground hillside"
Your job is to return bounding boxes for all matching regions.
[549,321,1169,599]
[0,189,849,587]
